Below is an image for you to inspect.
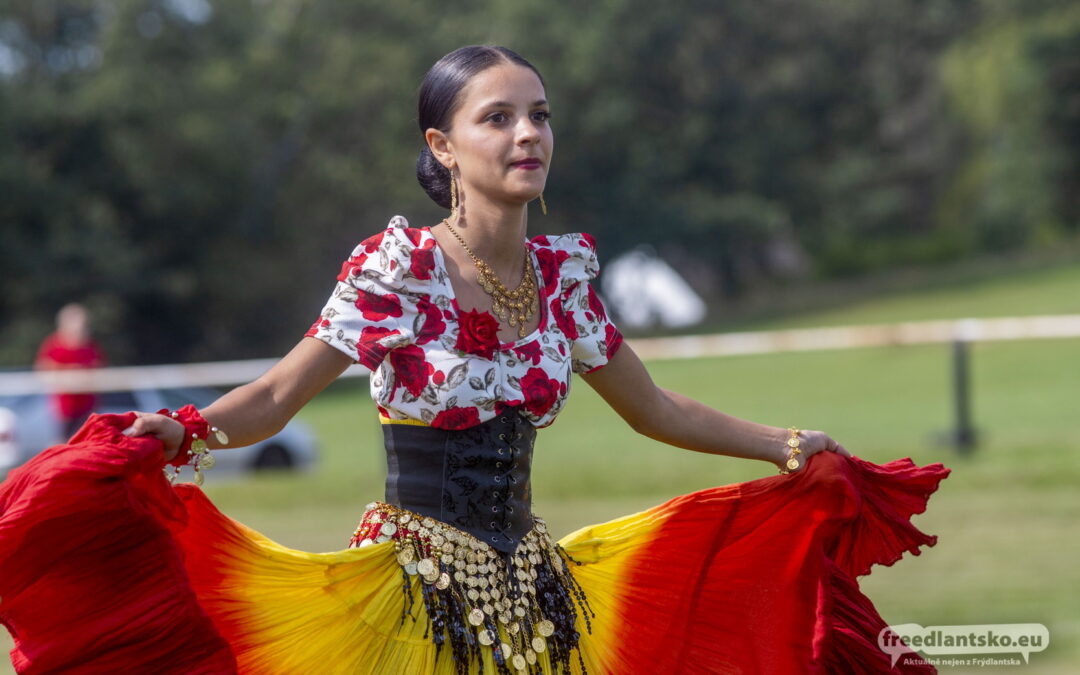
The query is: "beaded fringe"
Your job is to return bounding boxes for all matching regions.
[351,503,593,674]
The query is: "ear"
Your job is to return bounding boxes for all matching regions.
[425,128,455,171]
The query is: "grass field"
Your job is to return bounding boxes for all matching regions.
[3,256,1078,672]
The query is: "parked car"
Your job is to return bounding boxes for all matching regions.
[0,386,317,477]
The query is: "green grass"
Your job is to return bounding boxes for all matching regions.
[3,256,1079,673]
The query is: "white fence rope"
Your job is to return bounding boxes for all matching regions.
[2,314,1079,396]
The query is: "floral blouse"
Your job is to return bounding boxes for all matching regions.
[305,216,624,430]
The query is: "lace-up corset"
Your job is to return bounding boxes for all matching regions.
[383,408,535,554]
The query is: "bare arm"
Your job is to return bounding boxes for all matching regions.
[125,338,354,459]
[581,343,849,471]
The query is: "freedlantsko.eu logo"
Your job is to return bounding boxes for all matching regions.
[878,623,1049,667]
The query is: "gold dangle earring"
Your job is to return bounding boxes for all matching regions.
[450,171,458,216]
[539,193,548,216]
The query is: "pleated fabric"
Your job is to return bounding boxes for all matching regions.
[0,413,948,674]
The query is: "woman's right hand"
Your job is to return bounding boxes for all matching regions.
[122,412,186,461]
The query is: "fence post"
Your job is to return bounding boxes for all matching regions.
[951,320,978,454]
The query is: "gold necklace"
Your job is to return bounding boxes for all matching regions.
[442,218,539,338]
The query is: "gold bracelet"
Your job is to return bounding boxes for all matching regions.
[778,427,802,474]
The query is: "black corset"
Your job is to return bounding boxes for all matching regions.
[382,408,535,554]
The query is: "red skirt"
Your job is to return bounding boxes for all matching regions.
[0,413,948,674]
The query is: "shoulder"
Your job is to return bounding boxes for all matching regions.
[529,232,600,287]
[336,215,438,286]
[529,232,602,298]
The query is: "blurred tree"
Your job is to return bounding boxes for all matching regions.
[0,0,1076,365]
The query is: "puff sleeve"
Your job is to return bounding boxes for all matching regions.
[545,233,625,374]
[305,218,437,371]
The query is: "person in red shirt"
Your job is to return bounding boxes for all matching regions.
[34,303,106,438]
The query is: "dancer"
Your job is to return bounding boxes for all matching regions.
[0,46,947,674]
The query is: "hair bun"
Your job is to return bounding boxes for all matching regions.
[416,146,452,210]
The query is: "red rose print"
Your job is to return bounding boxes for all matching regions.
[580,232,596,250]
[305,317,330,336]
[390,345,434,398]
[604,322,624,357]
[549,296,577,340]
[335,232,385,281]
[512,340,542,366]
[403,227,424,247]
[432,370,446,386]
[410,241,436,280]
[586,285,607,319]
[358,325,397,364]
[455,308,501,359]
[520,367,560,418]
[362,232,386,254]
[356,290,403,321]
[533,247,569,297]
[431,406,481,430]
[336,254,369,282]
[414,297,446,345]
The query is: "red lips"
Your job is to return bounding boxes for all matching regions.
[510,158,542,169]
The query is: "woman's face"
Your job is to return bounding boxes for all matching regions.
[432,63,553,210]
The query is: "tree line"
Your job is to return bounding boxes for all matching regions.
[1,0,1077,365]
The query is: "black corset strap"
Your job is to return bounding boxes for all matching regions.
[383,408,536,554]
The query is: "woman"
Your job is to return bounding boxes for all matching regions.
[0,46,947,674]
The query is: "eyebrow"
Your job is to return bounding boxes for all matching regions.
[481,99,549,108]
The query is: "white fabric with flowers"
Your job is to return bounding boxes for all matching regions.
[305,215,624,430]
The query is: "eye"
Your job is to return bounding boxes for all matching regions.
[532,110,551,122]
[486,112,508,124]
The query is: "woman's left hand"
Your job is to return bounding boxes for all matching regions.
[782,429,852,472]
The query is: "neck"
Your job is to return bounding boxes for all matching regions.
[448,197,529,270]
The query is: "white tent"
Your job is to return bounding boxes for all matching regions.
[602,247,706,329]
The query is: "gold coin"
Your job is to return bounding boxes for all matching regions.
[468,609,485,626]
[536,620,555,637]
[198,454,216,469]
[525,649,537,665]
[436,573,451,590]
[416,558,436,576]
[380,522,398,537]
[213,428,229,445]
[786,458,801,471]
[787,437,800,447]
[501,643,513,660]
[404,561,418,575]
[396,548,415,565]
[532,636,547,653]
[478,630,494,646]
[512,654,527,670]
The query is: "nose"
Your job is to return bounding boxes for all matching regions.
[515,117,541,146]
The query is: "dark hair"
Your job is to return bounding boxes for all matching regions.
[416,45,546,209]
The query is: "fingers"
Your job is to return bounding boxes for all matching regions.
[121,412,165,438]
[121,412,148,437]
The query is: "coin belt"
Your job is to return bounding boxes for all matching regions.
[351,502,592,674]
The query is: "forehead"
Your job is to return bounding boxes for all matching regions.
[456,63,547,110]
